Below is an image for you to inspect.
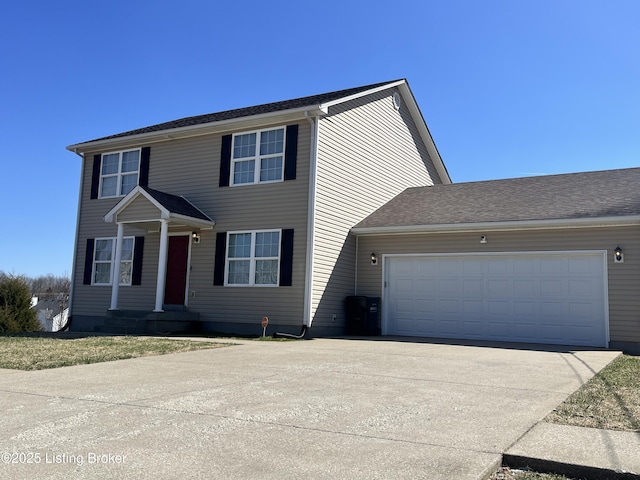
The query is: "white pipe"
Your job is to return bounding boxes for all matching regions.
[303,112,320,327]
[66,150,85,327]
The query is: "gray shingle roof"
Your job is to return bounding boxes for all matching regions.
[143,187,213,222]
[86,80,402,143]
[355,167,640,229]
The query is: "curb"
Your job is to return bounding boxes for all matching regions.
[503,454,639,480]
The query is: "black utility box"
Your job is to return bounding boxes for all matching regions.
[345,296,381,335]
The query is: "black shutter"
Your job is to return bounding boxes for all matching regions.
[213,232,227,285]
[90,155,101,199]
[284,124,298,181]
[139,147,150,188]
[279,229,294,286]
[219,135,232,187]
[83,239,95,285]
[132,236,144,285]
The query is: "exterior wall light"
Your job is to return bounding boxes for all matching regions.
[370,253,378,265]
[480,235,487,244]
[614,246,623,263]
[192,232,200,244]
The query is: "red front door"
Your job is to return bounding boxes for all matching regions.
[164,235,189,306]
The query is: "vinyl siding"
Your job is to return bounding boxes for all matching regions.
[356,226,640,344]
[311,88,442,329]
[116,196,161,222]
[71,120,310,328]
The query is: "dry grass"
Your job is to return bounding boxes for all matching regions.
[0,335,228,370]
[491,467,574,480]
[545,354,640,432]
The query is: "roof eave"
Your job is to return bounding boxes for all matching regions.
[67,104,328,153]
[352,215,640,236]
[396,82,452,185]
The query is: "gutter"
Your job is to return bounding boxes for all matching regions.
[351,215,640,236]
[67,105,328,153]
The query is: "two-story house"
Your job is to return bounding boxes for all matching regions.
[67,79,640,354]
[66,79,449,337]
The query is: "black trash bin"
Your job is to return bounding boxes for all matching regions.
[345,296,381,335]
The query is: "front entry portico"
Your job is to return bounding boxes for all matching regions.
[103,186,215,313]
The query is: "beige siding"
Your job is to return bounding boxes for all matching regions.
[71,120,311,328]
[116,196,161,222]
[356,226,640,344]
[311,88,442,328]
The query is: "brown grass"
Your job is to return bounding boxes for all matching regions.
[545,354,640,432]
[0,335,228,370]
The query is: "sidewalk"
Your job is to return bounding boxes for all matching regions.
[504,422,640,480]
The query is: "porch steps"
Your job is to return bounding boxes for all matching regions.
[95,310,202,335]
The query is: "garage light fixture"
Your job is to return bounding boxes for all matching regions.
[614,246,623,263]
[370,253,378,265]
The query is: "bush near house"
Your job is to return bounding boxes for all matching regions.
[0,273,42,333]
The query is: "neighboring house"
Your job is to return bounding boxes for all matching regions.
[31,297,69,332]
[66,79,449,337]
[66,79,640,354]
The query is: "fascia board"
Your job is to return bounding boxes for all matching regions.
[352,215,640,236]
[319,80,406,109]
[397,82,451,185]
[168,212,216,228]
[67,105,326,153]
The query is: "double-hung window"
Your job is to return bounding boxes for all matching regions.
[231,127,285,185]
[99,149,141,198]
[226,230,281,286]
[92,237,135,285]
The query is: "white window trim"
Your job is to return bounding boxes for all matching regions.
[98,148,141,199]
[224,229,282,287]
[92,236,135,286]
[230,127,286,186]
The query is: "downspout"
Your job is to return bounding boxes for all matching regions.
[303,111,319,328]
[63,149,85,331]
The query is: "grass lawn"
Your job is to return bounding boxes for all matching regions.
[491,353,639,480]
[545,354,640,432]
[0,335,229,370]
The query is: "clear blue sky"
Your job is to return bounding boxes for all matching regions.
[1,1,638,278]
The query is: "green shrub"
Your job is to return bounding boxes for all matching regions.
[0,273,42,333]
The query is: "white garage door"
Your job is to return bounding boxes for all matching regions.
[384,252,608,347]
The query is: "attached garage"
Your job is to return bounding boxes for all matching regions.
[352,168,640,353]
[384,252,608,347]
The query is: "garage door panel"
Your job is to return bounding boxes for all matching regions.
[385,253,607,347]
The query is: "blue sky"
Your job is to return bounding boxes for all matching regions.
[1,1,638,278]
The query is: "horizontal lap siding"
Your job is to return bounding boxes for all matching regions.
[312,89,441,327]
[71,120,310,327]
[356,226,640,343]
[116,196,160,222]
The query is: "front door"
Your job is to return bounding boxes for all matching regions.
[164,235,190,306]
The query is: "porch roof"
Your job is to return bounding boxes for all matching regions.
[103,186,215,228]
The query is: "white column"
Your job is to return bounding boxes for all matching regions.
[109,223,124,310]
[154,219,169,312]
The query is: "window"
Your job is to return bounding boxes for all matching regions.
[231,127,285,185]
[92,237,135,285]
[226,230,281,286]
[99,149,140,198]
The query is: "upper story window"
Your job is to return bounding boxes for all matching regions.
[99,149,140,198]
[226,230,281,286]
[92,237,135,285]
[231,127,285,186]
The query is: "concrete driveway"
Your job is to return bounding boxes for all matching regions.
[0,337,619,480]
